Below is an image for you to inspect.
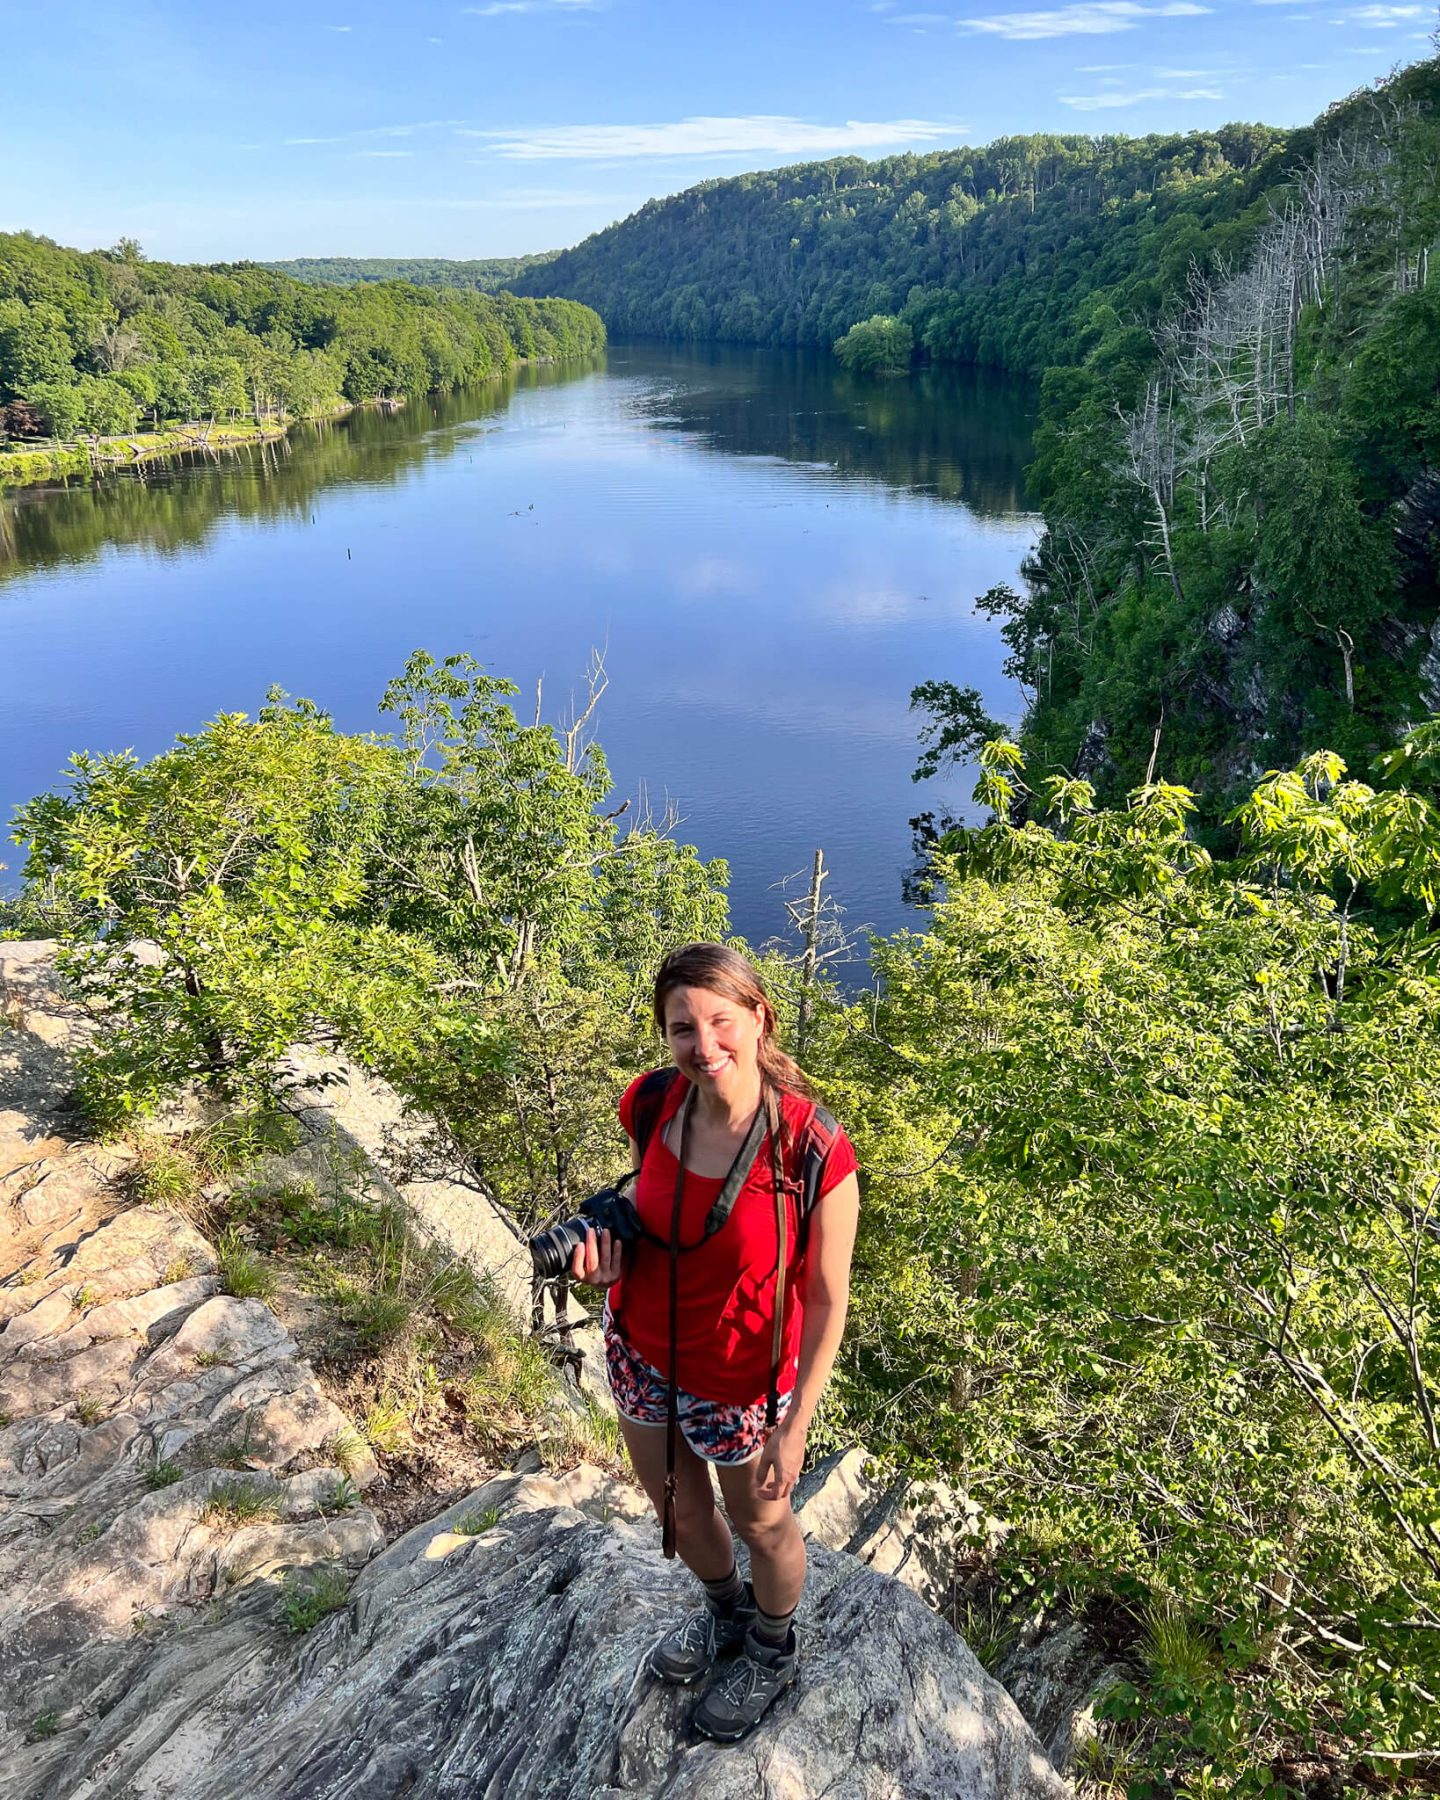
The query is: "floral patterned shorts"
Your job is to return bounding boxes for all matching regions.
[603,1313,792,1467]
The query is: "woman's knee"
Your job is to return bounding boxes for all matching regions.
[672,1492,722,1541]
[731,1507,800,1560]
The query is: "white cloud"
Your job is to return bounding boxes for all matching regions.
[282,120,465,149]
[464,0,597,13]
[1336,2,1423,20]
[1061,82,1221,104]
[959,0,1209,36]
[466,115,956,161]
[326,22,352,30]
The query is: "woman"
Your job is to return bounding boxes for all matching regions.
[569,941,860,1742]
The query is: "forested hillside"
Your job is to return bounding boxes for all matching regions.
[510,60,1438,799]
[918,59,1440,808]
[0,235,602,443]
[513,121,1292,376]
[264,253,558,293]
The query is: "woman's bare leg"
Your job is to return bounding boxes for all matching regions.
[715,1456,807,1617]
[617,1415,736,1583]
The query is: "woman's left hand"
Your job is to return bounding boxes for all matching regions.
[754,1412,808,1502]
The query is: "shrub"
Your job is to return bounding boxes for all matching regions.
[833,313,913,374]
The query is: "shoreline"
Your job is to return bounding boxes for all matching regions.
[0,357,584,493]
[0,411,345,493]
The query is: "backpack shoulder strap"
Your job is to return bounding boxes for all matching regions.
[796,1103,839,1252]
[629,1067,679,1163]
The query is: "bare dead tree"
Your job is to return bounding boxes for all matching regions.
[1117,378,1187,609]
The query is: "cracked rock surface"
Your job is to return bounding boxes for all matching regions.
[1,942,1069,1798]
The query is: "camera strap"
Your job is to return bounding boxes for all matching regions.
[662,1085,695,1560]
[765,1086,787,1434]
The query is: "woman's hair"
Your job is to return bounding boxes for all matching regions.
[652,942,813,1102]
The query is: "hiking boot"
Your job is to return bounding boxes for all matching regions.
[648,1586,757,1685]
[692,1625,799,1741]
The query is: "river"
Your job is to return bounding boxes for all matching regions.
[0,343,1039,949]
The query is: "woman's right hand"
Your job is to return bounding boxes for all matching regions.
[569,1226,624,1287]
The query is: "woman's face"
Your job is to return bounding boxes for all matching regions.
[662,984,766,1100]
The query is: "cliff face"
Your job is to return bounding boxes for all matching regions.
[0,941,1070,1799]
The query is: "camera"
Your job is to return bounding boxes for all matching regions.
[528,1179,643,1280]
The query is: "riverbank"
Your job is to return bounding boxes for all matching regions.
[0,412,352,493]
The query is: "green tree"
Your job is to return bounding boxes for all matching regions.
[833,313,913,374]
[24,379,85,440]
[0,299,73,398]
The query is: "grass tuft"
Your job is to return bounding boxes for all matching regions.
[954,1593,1021,1672]
[280,1565,351,1633]
[145,1459,185,1491]
[455,1503,503,1535]
[200,1106,301,1176]
[362,1398,413,1456]
[328,1424,368,1476]
[321,1474,359,1512]
[28,1709,61,1742]
[129,1136,203,1206]
[215,1230,276,1303]
[201,1477,282,1528]
[74,1395,106,1427]
[1140,1598,1212,1691]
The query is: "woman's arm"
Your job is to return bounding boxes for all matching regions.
[755,1170,861,1500]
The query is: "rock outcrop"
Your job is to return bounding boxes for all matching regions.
[17,1475,1067,1800]
[0,941,1073,1797]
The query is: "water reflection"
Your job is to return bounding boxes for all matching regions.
[0,362,582,582]
[1,346,1034,583]
[619,344,1034,516]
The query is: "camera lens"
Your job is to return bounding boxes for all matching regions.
[528,1218,585,1280]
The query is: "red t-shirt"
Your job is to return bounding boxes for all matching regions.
[608,1072,858,1404]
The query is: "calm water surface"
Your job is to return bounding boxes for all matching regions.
[0,344,1039,947]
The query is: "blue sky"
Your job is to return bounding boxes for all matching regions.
[2,0,1432,263]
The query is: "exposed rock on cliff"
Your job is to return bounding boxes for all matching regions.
[1,941,1071,1798]
[24,1476,1067,1800]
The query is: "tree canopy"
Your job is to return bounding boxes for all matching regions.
[0,234,603,443]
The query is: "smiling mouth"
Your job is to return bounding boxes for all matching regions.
[695,1057,731,1076]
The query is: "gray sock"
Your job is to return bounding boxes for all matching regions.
[753,1600,796,1649]
[702,1564,746,1617]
